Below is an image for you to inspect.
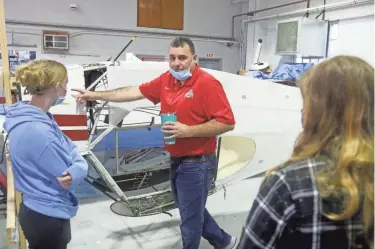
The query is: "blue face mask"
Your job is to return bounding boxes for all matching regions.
[52,97,65,106]
[169,60,194,81]
[52,83,67,106]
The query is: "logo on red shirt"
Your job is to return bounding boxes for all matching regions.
[185,89,194,98]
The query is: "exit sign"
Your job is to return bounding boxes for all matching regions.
[206,53,214,58]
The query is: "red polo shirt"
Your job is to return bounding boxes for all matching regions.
[139,64,235,157]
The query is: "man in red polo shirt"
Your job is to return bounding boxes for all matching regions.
[72,37,237,249]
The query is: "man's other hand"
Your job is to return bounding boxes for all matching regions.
[162,121,191,139]
[57,171,72,189]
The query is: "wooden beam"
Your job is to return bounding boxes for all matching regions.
[0,0,12,105]
[0,0,27,248]
[5,152,16,244]
[5,147,27,249]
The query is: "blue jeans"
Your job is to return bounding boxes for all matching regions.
[170,156,232,249]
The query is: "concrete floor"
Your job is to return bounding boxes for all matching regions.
[0,175,263,249]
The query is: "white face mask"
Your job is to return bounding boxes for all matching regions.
[52,83,67,106]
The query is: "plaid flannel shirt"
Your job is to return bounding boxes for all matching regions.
[237,157,369,249]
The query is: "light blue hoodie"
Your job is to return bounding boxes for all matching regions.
[3,101,88,219]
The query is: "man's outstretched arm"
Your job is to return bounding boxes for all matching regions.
[72,86,145,103]
[72,74,163,104]
[96,86,146,102]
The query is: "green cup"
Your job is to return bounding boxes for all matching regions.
[160,112,177,145]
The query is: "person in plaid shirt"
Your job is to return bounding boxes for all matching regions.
[237,55,374,249]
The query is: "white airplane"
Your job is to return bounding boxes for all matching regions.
[4,41,303,217]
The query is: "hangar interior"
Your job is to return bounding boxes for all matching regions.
[0,0,373,248]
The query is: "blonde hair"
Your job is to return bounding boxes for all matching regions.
[15,59,67,95]
[268,55,374,248]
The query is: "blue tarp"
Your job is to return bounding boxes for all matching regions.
[245,63,314,81]
[92,127,165,152]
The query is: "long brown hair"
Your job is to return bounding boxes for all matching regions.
[270,55,374,247]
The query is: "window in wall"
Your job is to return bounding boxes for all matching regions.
[43,31,69,50]
[137,0,184,30]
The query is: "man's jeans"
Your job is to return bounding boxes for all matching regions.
[170,156,231,249]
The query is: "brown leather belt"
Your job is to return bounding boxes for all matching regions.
[170,151,216,163]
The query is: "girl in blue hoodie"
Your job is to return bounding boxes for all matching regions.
[3,59,88,249]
